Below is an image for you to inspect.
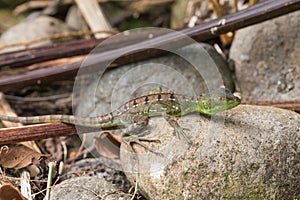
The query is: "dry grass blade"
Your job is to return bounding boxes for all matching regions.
[75,0,112,38]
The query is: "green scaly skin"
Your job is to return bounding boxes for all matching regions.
[0,88,241,130]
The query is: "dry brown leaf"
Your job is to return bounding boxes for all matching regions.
[0,144,42,169]
[94,131,121,159]
[0,183,27,200]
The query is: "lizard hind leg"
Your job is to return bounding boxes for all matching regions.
[118,114,164,157]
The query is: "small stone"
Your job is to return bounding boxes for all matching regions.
[0,16,74,53]
[50,176,132,200]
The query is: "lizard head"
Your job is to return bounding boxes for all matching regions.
[198,88,241,115]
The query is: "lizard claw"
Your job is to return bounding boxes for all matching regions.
[174,127,192,145]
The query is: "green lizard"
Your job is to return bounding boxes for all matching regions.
[0,88,240,142]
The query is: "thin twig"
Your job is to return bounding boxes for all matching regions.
[242,99,300,113]
[0,30,117,51]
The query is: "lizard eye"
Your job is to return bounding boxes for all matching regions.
[202,101,209,110]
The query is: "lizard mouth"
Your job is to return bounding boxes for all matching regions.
[226,97,241,110]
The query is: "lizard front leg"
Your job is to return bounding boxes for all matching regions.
[162,111,192,145]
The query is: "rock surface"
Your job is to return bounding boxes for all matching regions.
[120,105,299,199]
[230,11,300,100]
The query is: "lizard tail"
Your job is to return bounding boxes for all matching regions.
[0,115,76,125]
[0,114,116,127]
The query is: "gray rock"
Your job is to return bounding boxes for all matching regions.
[60,158,131,192]
[120,105,299,199]
[0,16,74,53]
[230,11,300,100]
[50,158,134,199]
[74,43,235,147]
[66,5,89,31]
[50,176,132,200]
